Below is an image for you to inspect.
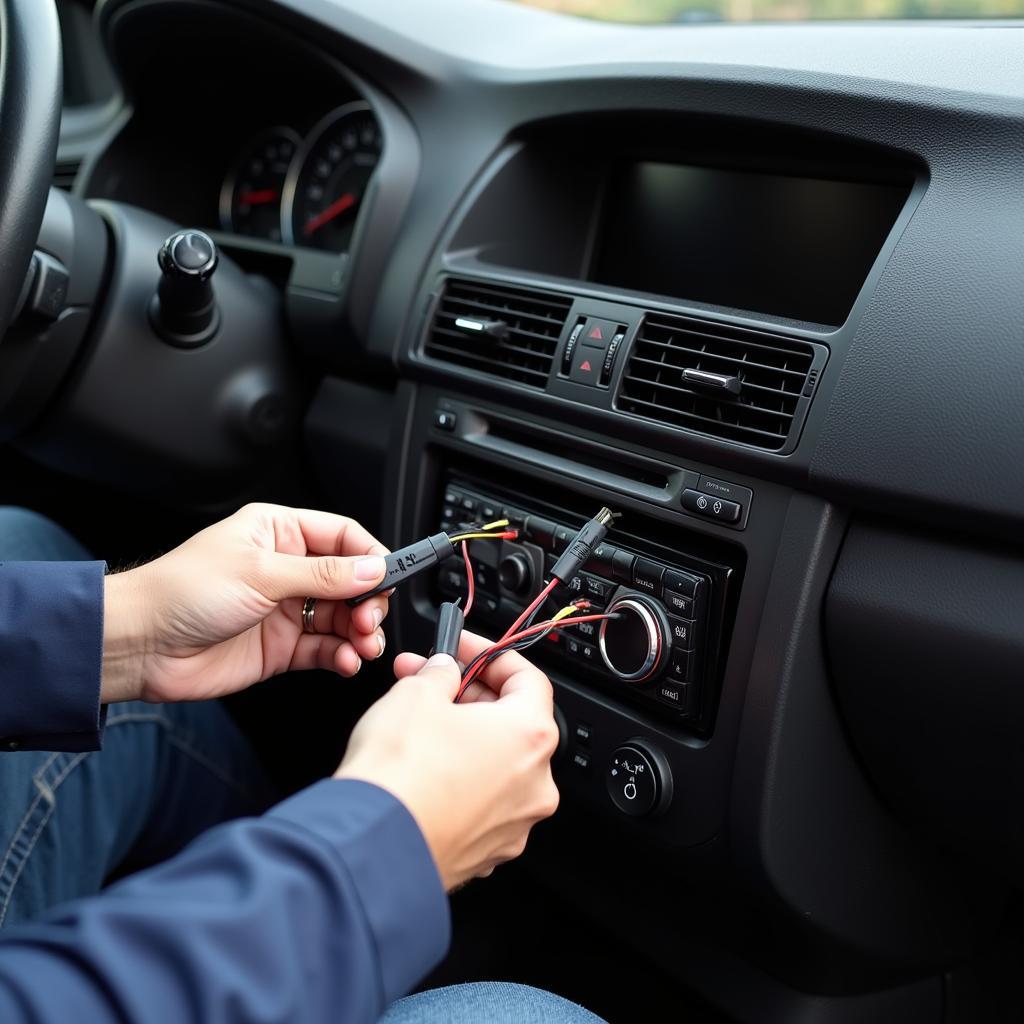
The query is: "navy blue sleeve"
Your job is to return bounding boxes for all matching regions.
[0,779,451,1024]
[0,561,107,752]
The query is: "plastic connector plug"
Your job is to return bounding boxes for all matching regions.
[349,532,456,605]
[432,600,465,660]
[550,507,619,583]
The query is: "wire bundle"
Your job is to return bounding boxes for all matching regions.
[454,599,620,703]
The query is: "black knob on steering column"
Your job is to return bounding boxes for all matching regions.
[149,229,220,347]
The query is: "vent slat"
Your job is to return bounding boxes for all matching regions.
[440,296,567,330]
[623,374,797,423]
[435,317,558,347]
[445,281,571,314]
[430,327,556,362]
[618,313,818,451]
[631,339,810,381]
[620,396,791,445]
[424,278,572,389]
[423,343,551,383]
[626,354,804,396]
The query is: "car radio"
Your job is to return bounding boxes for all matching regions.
[436,478,735,730]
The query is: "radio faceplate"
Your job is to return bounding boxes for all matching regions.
[438,477,736,732]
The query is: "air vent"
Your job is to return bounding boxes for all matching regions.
[53,159,81,191]
[618,313,821,451]
[424,278,572,388]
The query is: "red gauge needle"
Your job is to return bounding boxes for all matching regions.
[237,189,280,206]
[303,191,357,237]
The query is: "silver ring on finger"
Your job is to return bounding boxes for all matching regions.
[302,597,318,633]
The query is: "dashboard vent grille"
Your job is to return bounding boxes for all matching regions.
[53,158,81,191]
[424,278,572,388]
[618,313,818,451]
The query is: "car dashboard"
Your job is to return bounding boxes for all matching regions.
[55,1,1024,1021]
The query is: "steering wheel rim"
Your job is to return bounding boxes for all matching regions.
[0,0,62,334]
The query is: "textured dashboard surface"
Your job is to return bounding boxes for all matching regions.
[237,0,1024,539]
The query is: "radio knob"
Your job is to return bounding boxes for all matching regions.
[499,552,533,595]
[598,594,669,683]
[607,741,672,817]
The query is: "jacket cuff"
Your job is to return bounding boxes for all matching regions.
[269,778,451,1004]
[0,561,107,752]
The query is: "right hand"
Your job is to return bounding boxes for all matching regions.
[334,631,561,891]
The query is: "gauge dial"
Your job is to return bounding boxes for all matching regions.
[220,127,300,241]
[282,103,382,251]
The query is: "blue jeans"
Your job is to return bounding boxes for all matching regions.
[0,509,274,929]
[0,507,606,1023]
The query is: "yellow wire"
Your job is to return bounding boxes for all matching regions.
[480,518,509,531]
[449,531,508,543]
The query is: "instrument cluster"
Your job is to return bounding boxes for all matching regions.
[218,102,381,252]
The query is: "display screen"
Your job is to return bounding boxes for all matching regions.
[591,161,910,326]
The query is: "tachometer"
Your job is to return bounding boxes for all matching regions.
[220,127,300,241]
[281,102,382,251]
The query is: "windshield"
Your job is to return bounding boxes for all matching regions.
[503,0,1022,21]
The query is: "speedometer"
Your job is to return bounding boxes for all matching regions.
[220,127,300,241]
[281,102,382,251]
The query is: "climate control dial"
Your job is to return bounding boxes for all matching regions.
[598,594,670,683]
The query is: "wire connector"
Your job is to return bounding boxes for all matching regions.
[432,600,465,660]
[550,506,619,584]
[349,532,456,605]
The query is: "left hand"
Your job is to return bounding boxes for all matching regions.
[101,503,391,704]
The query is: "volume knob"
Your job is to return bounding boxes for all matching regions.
[598,595,669,683]
[499,552,533,596]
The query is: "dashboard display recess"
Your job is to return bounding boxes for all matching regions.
[591,161,910,325]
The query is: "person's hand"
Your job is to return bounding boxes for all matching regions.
[101,504,391,704]
[335,631,560,891]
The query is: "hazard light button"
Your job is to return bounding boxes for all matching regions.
[579,318,618,349]
[569,342,602,386]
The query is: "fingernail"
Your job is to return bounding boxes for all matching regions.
[354,556,386,581]
[377,632,386,658]
[373,607,384,628]
[425,653,456,669]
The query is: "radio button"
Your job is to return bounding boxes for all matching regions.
[632,558,664,597]
[682,487,741,524]
[667,649,694,682]
[574,619,599,641]
[667,616,697,651]
[587,542,617,575]
[524,515,556,549]
[664,590,695,618]
[582,574,612,601]
[663,569,701,598]
[657,680,692,712]
[610,548,635,583]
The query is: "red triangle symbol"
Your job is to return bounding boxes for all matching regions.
[580,360,592,372]
[588,326,603,340]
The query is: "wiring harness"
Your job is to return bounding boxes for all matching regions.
[451,506,621,702]
[349,518,516,606]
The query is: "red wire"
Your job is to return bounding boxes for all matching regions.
[461,540,475,617]
[498,577,558,644]
[455,612,613,702]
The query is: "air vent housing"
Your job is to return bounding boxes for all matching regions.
[618,313,824,451]
[424,278,572,388]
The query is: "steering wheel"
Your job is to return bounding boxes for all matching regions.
[0,0,62,334]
